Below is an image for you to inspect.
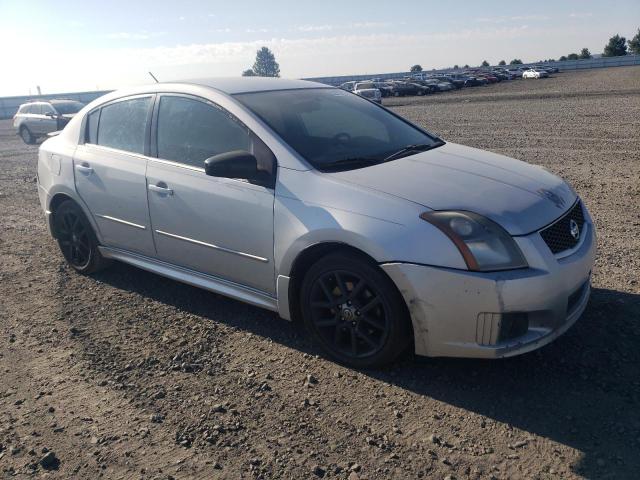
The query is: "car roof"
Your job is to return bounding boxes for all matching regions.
[179,77,328,94]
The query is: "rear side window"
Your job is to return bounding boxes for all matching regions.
[156,95,251,168]
[86,110,100,144]
[97,97,151,154]
[30,104,43,115]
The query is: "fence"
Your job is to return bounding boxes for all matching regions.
[0,90,111,120]
[1,55,639,119]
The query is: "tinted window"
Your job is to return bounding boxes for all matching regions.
[86,110,100,144]
[30,104,43,115]
[97,97,151,154]
[52,101,84,115]
[156,96,251,168]
[42,104,56,115]
[236,88,439,170]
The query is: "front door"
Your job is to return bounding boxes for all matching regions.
[74,95,156,256]
[146,94,276,294]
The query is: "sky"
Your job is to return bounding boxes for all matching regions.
[0,0,638,96]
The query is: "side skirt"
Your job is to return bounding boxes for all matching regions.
[98,246,278,312]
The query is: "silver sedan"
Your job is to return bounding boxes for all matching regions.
[36,78,596,367]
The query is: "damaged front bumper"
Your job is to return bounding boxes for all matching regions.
[381,218,596,359]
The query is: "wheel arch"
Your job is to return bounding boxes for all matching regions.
[47,191,101,242]
[285,242,412,335]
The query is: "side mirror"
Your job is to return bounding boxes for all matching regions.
[204,150,272,187]
[44,111,56,117]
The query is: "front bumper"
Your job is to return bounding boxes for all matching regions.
[382,214,596,359]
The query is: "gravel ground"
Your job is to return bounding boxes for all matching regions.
[1,67,639,480]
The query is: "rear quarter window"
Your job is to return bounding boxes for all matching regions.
[85,110,100,144]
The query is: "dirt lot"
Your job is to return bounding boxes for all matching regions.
[1,67,639,480]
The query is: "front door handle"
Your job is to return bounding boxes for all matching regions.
[75,163,93,174]
[148,183,174,196]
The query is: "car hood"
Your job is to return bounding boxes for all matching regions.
[329,142,575,235]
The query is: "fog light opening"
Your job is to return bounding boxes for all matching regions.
[498,313,529,342]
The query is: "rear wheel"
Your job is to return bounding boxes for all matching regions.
[300,253,412,368]
[20,126,35,144]
[53,200,110,274]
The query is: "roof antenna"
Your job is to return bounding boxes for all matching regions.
[148,71,159,83]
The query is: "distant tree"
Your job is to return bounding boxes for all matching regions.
[410,64,423,72]
[463,64,469,68]
[567,53,579,60]
[481,60,490,67]
[249,47,280,77]
[242,69,256,77]
[509,58,523,65]
[559,55,567,61]
[603,34,627,57]
[546,58,556,62]
[628,29,640,54]
[579,48,592,59]
[498,60,506,65]
[453,64,459,69]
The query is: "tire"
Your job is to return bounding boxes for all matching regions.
[53,200,110,274]
[20,126,35,145]
[300,252,412,368]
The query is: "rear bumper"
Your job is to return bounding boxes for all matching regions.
[382,214,596,359]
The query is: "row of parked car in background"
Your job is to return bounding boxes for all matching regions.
[340,64,559,100]
[12,65,557,144]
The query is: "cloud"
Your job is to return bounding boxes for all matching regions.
[476,14,549,23]
[569,12,593,18]
[293,21,394,32]
[105,31,165,40]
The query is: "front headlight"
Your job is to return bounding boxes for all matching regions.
[420,211,528,271]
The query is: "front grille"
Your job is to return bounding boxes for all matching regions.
[540,200,585,254]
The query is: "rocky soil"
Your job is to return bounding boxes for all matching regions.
[1,66,639,479]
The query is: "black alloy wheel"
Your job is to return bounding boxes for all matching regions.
[301,253,411,368]
[54,200,110,274]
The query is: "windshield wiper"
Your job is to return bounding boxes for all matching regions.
[382,141,444,162]
[321,157,380,171]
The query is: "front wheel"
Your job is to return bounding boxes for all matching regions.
[53,200,110,274]
[300,253,412,368]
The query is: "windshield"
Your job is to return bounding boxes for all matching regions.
[52,101,84,114]
[235,88,442,171]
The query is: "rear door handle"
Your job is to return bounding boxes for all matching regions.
[75,163,93,174]
[148,183,174,196]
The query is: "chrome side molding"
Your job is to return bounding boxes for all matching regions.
[96,214,147,230]
[154,229,269,263]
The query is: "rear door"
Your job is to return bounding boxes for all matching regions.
[74,95,157,256]
[40,103,58,134]
[28,104,44,134]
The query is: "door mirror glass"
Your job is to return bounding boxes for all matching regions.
[204,150,271,187]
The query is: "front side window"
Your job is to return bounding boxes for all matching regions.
[97,97,151,154]
[236,88,442,171]
[42,104,55,115]
[156,95,251,168]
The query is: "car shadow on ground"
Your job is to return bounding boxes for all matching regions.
[94,262,640,478]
